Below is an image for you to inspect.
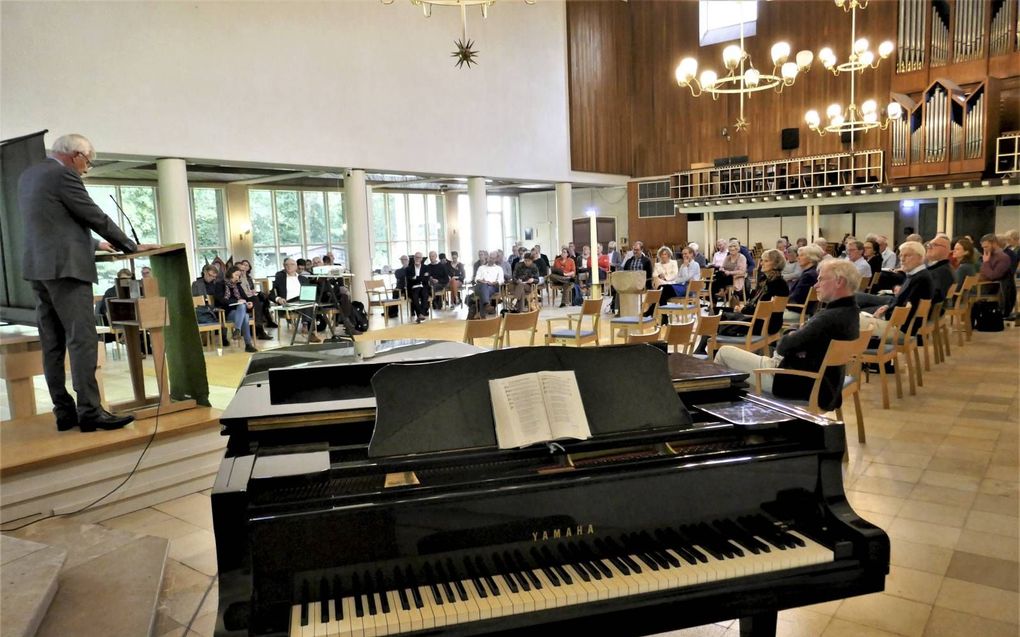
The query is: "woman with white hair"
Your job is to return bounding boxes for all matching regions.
[687,242,707,267]
[782,244,825,321]
[710,240,747,310]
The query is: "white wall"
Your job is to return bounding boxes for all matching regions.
[995,205,1020,234]
[519,187,628,251]
[855,211,896,242]
[1,1,624,184]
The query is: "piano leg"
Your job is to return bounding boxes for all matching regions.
[739,611,778,637]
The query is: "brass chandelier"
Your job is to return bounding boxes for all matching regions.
[804,0,901,138]
[674,2,813,132]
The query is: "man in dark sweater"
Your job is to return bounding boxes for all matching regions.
[858,241,933,336]
[923,236,955,306]
[715,259,861,411]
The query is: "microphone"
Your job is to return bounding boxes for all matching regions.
[109,194,141,245]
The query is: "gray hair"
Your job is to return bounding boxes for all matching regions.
[688,242,699,252]
[759,248,785,272]
[898,240,925,259]
[797,244,825,265]
[51,134,94,157]
[820,258,862,291]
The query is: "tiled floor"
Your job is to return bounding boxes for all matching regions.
[5,306,1018,637]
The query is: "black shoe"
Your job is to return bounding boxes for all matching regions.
[79,409,135,433]
[257,333,273,341]
[245,344,258,353]
[265,321,279,329]
[55,412,78,432]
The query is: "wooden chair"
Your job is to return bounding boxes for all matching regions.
[698,268,715,309]
[192,295,223,353]
[691,313,721,359]
[462,316,501,349]
[860,304,909,409]
[752,328,874,444]
[498,310,539,348]
[610,289,662,343]
[916,300,946,371]
[890,298,931,396]
[764,296,789,351]
[364,279,404,327]
[784,286,818,329]
[706,299,775,359]
[865,271,881,293]
[946,274,979,346]
[545,299,602,347]
[625,327,663,344]
[665,320,696,354]
[656,280,703,326]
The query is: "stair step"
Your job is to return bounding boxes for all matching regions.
[1,535,67,637]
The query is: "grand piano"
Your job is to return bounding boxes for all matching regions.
[212,340,888,637]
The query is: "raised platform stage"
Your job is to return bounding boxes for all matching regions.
[1,407,224,525]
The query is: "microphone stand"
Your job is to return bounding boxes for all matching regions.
[109,194,142,245]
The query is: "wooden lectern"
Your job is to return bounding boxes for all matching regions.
[97,244,209,416]
[610,270,647,317]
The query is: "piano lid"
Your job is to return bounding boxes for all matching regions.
[368,344,692,458]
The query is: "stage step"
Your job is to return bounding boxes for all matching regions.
[0,535,66,637]
[8,519,169,637]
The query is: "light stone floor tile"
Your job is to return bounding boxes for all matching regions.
[887,518,962,550]
[946,425,1001,440]
[954,529,1020,562]
[850,476,916,499]
[821,618,902,637]
[945,551,1020,592]
[884,565,944,604]
[934,577,1020,625]
[889,538,954,576]
[965,509,1020,537]
[864,463,924,484]
[984,465,1020,481]
[895,500,969,528]
[848,492,906,517]
[834,592,932,637]
[922,607,1019,637]
[909,484,978,509]
[871,451,931,470]
[932,445,993,464]
[970,491,1019,517]
[925,456,989,479]
[167,529,218,577]
[979,478,1020,496]
[153,493,214,531]
[918,470,981,492]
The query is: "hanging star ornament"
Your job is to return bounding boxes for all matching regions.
[452,38,479,68]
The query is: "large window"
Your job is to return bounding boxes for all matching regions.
[85,184,159,293]
[192,187,227,272]
[699,0,757,46]
[458,194,519,255]
[249,188,348,278]
[371,192,445,272]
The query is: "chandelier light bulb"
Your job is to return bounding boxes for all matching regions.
[744,68,761,87]
[827,103,843,118]
[781,62,798,81]
[771,42,791,65]
[805,110,821,127]
[854,38,869,54]
[862,111,878,123]
[819,47,836,68]
[796,50,814,69]
[860,50,875,66]
[722,45,743,69]
[887,101,903,120]
[831,114,845,126]
[675,57,698,85]
[699,70,718,89]
[878,40,894,58]
[834,0,846,7]
[861,99,877,114]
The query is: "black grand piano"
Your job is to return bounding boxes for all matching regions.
[212,340,888,637]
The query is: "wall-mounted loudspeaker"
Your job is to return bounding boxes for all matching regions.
[781,128,799,150]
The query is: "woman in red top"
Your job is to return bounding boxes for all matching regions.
[550,247,577,307]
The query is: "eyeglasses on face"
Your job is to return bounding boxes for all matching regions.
[75,151,95,168]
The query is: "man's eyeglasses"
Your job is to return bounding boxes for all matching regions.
[925,241,949,250]
[75,152,95,168]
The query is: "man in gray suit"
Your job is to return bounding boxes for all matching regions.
[19,134,157,432]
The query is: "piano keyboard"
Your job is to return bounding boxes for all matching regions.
[289,517,834,637]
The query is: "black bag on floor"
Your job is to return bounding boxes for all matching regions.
[466,294,482,320]
[572,283,584,306]
[388,290,401,318]
[351,301,370,332]
[972,300,1004,332]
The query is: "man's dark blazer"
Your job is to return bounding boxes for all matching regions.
[19,159,137,283]
[191,277,229,309]
[270,270,310,302]
[427,261,450,285]
[887,267,934,332]
[788,266,818,305]
[404,262,431,293]
[621,254,653,287]
[926,260,955,306]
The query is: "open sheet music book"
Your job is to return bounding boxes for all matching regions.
[489,371,592,449]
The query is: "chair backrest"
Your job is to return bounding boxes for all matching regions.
[686,279,705,297]
[700,267,715,283]
[463,316,501,348]
[693,313,720,338]
[882,304,911,341]
[364,279,386,293]
[866,271,881,292]
[192,295,207,309]
[795,286,818,323]
[666,321,695,353]
[626,328,662,344]
[641,289,662,314]
[803,327,875,411]
[906,298,932,336]
[747,298,775,333]
[574,299,603,336]
[498,310,539,348]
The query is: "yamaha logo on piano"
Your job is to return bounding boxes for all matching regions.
[531,524,595,542]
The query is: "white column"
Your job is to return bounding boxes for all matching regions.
[806,206,814,242]
[705,211,715,254]
[945,197,955,238]
[555,182,573,251]
[936,196,946,234]
[443,190,460,255]
[468,177,487,266]
[156,158,195,276]
[345,169,370,307]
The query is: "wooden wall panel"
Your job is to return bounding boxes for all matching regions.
[567,1,633,175]
[625,183,689,249]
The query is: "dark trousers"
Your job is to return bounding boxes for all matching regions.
[31,278,103,419]
[409,286,430,317]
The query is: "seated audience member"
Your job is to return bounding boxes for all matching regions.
[836,233,851,258]
[509,253,540,311]
[470,249,487,283]
[236,259,274,337]
[405,252,431,323]
[782,246,802,282]
[221,265,258,353]
[193,264,229,343]
[271,257,322,343]
[97,268,134,319]
[924,236,954,305]
[509,246,527,271]
[596,243,611,284]
[393,255,409,292]
[878,235,898,270]
[496,249,513,280]
[782,245,824,321]
[652,246,680,300]
[795,237,808,248]
[447,251,466,305]
[140,266,152,278]
[311,256,323,269]
[550,247,577,307]
[731,237,756,285]
[846,240,872,281]
[608,241,624,270]
[857,241,933,338]
[776,238,789,252]
[905,233,924,244]
[427,251,450,310]
[714,258,861,410]
[576,245,593,291]
[711,239,728,268]
[710,240,747,308]
[531,246,550,284]
[688,242,707,268]
[471,252,505,318]
[322,254,333,266]
[863,239,883,277]
[723,248,789,334]
[951,237,978,286]
[979,233,1015,316]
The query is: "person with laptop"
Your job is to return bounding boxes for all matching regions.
[271,257,321,343]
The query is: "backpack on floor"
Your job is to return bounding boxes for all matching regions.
[572,283,584,306]
[972,300,1004,332]
[388,290,401,318]
[351,301,370,332]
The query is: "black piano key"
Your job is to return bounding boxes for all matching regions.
[376,570,391,613]
[404,566,424,609]
[604,538,641,573]
[445,559,469,601]
[463,556,488,598]
[332,575,344,620]
[351,573,364,618]
[567,543,602,580]
[364,572,377,616]
[394,567,410,611]
[475,556,500,596]
[530,547,560,585]
[621,534,659,571]
[638,532,675,568]
[715,519,768,554]
[434,561,457,603]
[696,522,743,558]
[557,544,590,581]
[594,538,630,575]
[300,579,310,626]
[502,551,530,591]
[492,553,519,593]
[577,541,613,578]
[319,577,330,623]
[540,546,572,584]
[656,529,697,565]
[513,550,542,589]
[422,563,444,604]
[672,527,710,563]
